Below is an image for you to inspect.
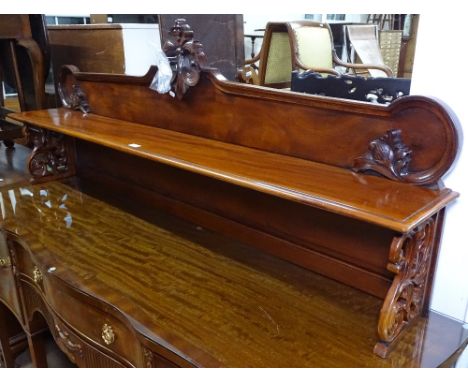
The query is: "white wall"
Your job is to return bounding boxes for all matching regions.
[411,14,468,323]
[243,13,305,58]
[121,24,161,76]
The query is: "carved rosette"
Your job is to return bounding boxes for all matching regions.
[353,129,413,181]
[163,19,207,100]
[27,127,74,182]
[376,218,436,350]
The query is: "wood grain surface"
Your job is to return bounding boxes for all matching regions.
[63,68,460,187]
[10,109,458,233]
[0,179,466,367]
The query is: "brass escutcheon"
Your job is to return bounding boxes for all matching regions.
[101,323,115,345]
[0,257,11,268]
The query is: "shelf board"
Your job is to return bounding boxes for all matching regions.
[10,108,458,232]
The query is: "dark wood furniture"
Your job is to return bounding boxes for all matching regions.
[159,15,244,81]
[244,33,264,59]
[0,14,49,148]
[291,70,411,104]
[0,20,465,367]
[47,23,161,79]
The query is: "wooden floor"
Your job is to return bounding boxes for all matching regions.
[0,142,31,188]
[0,142,31,187]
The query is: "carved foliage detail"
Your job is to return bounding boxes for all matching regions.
[58,65,90,114]
[353,129,413,181]
[378,218,435,343]
[143,348,155,368]
[28,128,73,180]
[66,83,90,114]
[163,18,207,100]
[54,323,84,364]
[142,347,176,367]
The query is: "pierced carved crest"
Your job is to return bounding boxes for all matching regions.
[27,127,75,182]
[163,19,207,100]
[352,129,412,181]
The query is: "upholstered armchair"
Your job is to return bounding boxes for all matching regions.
[239,21,393,88]
[239,23,292,88]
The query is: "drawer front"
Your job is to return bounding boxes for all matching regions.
[44,276,142,367]
[4,237,180,367]
[0,234,22,320]
[52,313,124,368]
[9,238,44,288]
[143,348,179,368]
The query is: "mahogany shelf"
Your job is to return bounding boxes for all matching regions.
[11,108,458,233]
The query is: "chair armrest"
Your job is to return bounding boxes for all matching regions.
[238,53,262,84]
[294,57,340,76]
[333,51,393,77]
[244,53,261,66]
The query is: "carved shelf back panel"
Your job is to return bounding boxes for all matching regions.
[60,66,460,186]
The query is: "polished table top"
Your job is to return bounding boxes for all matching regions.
[0,176,466,367]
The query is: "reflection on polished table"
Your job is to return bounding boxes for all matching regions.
[0,172,467,367]
[1,20,467,367]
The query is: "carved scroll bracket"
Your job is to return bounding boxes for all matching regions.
[163,19,207,100]
[58,65,90,114]
[353,129,413,182]
[27,127,75,183]
[375,217,436,357]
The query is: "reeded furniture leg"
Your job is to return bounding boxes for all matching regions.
[374,217,437,358]
[27,330,48,367]
[0,306,15,367]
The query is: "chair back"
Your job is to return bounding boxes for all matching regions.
[287,21,334,72]
[346,24,388,77]
[239,20,392,87]
[257,23,292,88]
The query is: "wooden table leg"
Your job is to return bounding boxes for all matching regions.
[27,329,48,368]
[0,305,15,367]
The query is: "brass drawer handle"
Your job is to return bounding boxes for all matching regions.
[101,323,115,345]
[0,257,11,268]
[33,266,43,283]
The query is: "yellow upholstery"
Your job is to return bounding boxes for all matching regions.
[238,20,393,87]
[294,26,333,69]
[264,32,292,84]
